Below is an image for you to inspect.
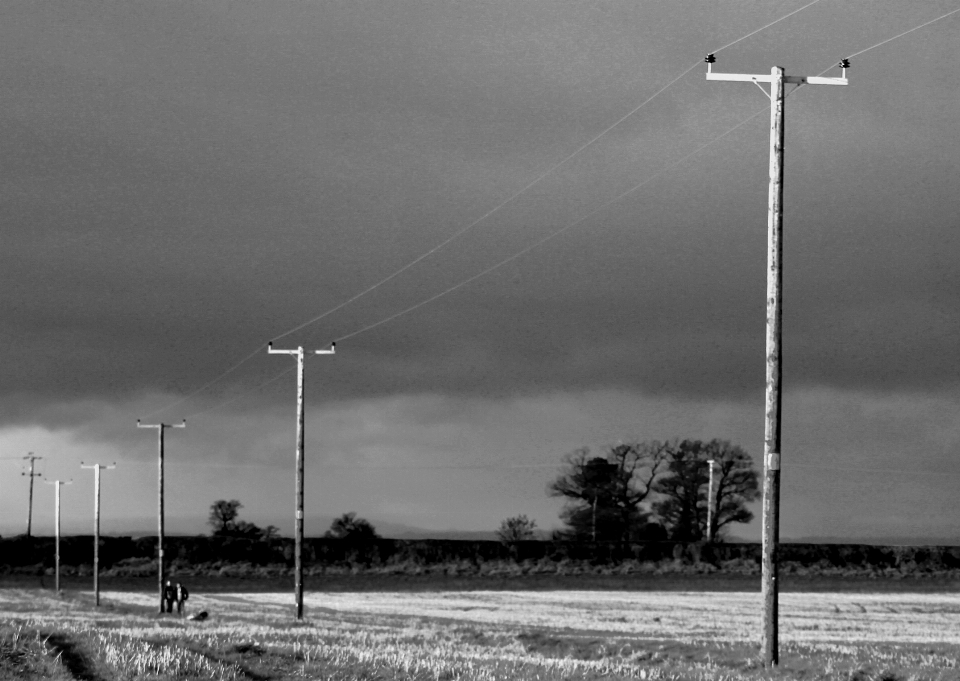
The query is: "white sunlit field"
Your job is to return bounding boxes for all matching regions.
[2,586,959,680]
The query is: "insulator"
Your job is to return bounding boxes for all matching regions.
[838,59,850,69]
[704,53,716,64]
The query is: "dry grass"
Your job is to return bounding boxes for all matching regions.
[1,586,959,680]
[0,623,73,680]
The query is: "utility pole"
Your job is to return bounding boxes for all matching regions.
[137,420,185,614]
[81,462,116,606]
[43,478,72,593]
[22,453,42,537]
[706,55,848,666]
[591,495,597,543]
[705,459,715,543]
[268,341,335,620]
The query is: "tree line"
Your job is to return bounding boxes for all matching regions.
[208,438,758,548]
[499,439,759,544]
[209,502,378,544]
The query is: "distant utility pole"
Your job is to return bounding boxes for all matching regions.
[137,419,185,614]
[591,495,597,543]
[268,341,335,620]
[22,453,43,537]
[43,478,72,593]
[705,459,715,543]
[706,54,848,666]
[81,462,116,606]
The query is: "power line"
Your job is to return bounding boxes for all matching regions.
[140,344,268,420]
[845,5,960,60]
[115,458,282,469]
[137,1,830,421]
[182,365,295,419]
[710,0,828,55]
[331,107,769,344]
[271,67,701,345]
[102,457,960,479]
[804,4,960,82]
[790,462,960,478]
[133,3,959,425]
[327,6,960,346]
[270,0,826,344]
[144,61,701,419]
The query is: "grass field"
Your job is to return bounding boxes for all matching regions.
[1,585,959,680]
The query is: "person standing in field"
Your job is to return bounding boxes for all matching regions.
[176,582,189,615]
[163,579,176,613]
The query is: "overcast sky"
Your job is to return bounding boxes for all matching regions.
[1,1,959,542]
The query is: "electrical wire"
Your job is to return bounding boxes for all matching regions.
[102,457,960,479]
[270,0,827,344]
[845,5,960,60]
[181,365,295,420]
[139,344,268,420]
[138,1,831,420]
[270,61,701,345]
[331,107,769,344]
[709,0,828,55]
[789,462,960,478]
[328,5,960,345]
[809,3,960,79]
[138,2,960,429]
[111,459,558,470]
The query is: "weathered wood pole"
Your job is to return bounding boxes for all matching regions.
[761,65,785,667]
[82,462,115,606]
[24,453,42,537]
[137,420,185,613]
[705,459,715,543]
[158,425,166,613]
[27,457,36,536]
[268,342,334,621]
[706,56,847,667]
[295,346,306,620]
[54,481,61,593]
[94,465,101,604]
[44,478,71,593]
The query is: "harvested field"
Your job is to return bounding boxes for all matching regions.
[1,587,959,679]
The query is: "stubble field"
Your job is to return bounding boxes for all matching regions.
[1,585,959,680]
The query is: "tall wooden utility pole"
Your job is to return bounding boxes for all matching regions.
[706,55,848,666]
[705,459,715,543]
[22,453,42,537]
[43,478,72,593]
[137,420,185,613]
[268,341,335,620]
[81,462,116,606]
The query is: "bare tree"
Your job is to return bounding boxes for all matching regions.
[549,442,669,542]
[208,499,243,535]
[325,512,378,541]
[497,515,538,543]
[653,439,759,541]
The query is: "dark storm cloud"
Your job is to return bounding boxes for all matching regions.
[0,0,957,420]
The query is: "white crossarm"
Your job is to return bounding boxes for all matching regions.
[707,72,846,85]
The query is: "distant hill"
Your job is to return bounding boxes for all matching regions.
[86,515,502,541]
[788,535,960,547]
[24,512,956,546]
[318,517,498,541]
[7,508,957,546]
